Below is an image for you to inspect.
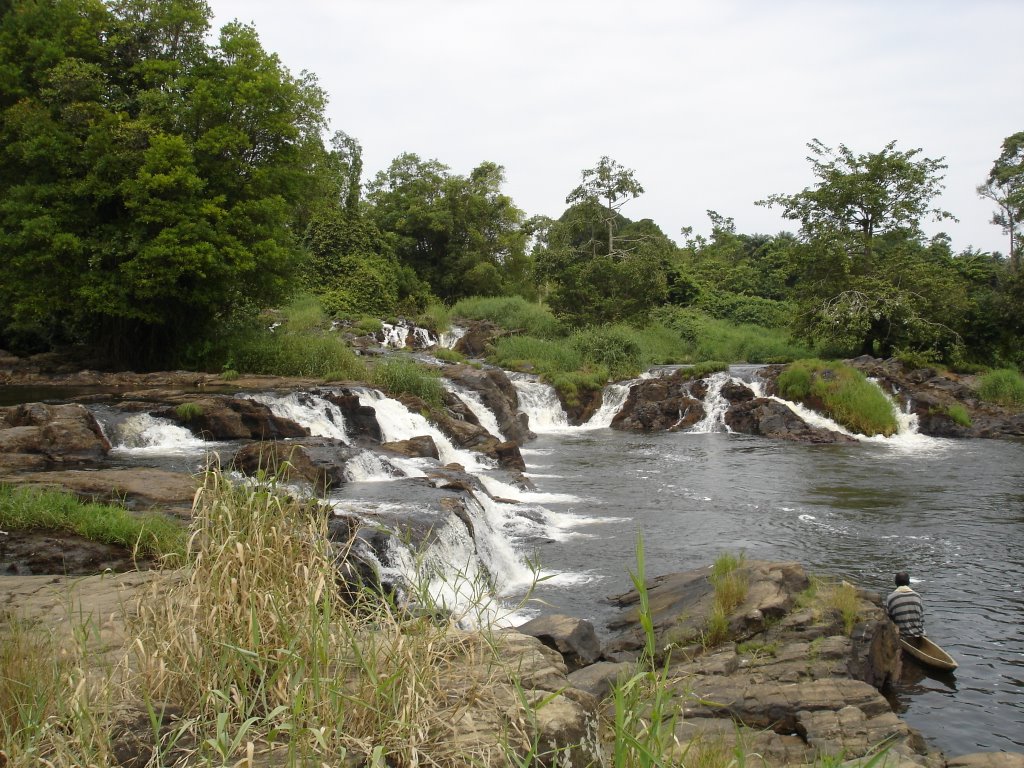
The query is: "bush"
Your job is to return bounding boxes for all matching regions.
[230,329,367,380]
[694,290,795,328]
[370,356,446,409]
[416,301,451,334]
[488,335,582,374]
[977,368,1024,407]
[432,347,466,364]
[778,360,899,436]
[451,296,563,338]
[282,294,329,333]
[570,324,644,381]
[649,306,812,363]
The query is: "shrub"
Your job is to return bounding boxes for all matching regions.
[433,347,466,364]
[416,301,451,334]
[282,294,328,333]
[451,296,562,338]
[370,356,445,409]
[777,360,899,437]
[977,368,1024,407]
[488,335,582,374]
[230,329,367,380]
[694,289,795,328]
[548,369,609,407]
[570,324,644,380]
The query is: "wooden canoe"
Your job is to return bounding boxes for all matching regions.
[899,635,958,671]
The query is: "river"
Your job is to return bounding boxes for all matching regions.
[69,374,1024,756]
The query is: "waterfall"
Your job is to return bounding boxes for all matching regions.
[688,371,734,433]
[510,374,571,433]
[380,321,437,349]
[443,381,507,441]
[356,388,495,471]
[243,391,349,441]
[439,325,466,349]
[106,413,212,455]
[582,381,633,429]
[511,373,633,433]
[343,450,420,482]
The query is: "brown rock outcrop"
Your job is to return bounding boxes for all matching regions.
[611,370,704,432]
[0,402,111,468]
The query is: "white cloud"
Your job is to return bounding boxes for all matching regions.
[211,0,1024,254]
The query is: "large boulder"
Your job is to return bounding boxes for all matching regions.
[153,396,308,441]
[724,397,857,443]
[0,402,111,467]
[516,614,603,672]
[232,438,364,492]
[611,370,705,432]
[444,364,534,444]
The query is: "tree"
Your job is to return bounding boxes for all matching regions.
[760,140,963,359]
[365,154,528,301]
[977,131,1024,270]
[565,156,644,257]
[758,139,955,264]
[0,0,334,364]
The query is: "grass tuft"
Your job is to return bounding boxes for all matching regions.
[0,483,186,561]
[977,368,1024,407]
[370,356,446,409]
[777,359,899,436]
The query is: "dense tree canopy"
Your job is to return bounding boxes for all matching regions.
[977,131,1024,270]
[0,0,331,364]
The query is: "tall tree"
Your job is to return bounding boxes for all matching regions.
[760,140,962,359]
[758,139,954,264]
[565,156,644,257]
[977,131,1024,270]
[0,0,333,364]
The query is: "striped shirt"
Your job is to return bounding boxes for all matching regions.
[886,585,924,637]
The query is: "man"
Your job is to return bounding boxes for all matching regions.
[886,571,924,637]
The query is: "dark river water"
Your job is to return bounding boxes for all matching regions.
[506,428,1024,756]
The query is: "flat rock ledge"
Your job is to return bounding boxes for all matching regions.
[5,562,1020,767]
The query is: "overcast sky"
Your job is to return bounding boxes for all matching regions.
[209,0,1024,255]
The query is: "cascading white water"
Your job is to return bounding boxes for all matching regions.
[108,413,211,455]
[688,371,734,433]
[443,381,507,441]
[582,381,633,429]
[439,325,466,349]
[356,388,495,471]
[510,374,570,433]
[380,321,437,349]
[243,391,350,441]
[343,450,421,482]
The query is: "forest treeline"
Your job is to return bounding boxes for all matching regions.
[2,0,1022,371]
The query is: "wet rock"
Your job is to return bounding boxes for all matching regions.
[381,434,440,460]
[0,402,111,466]
[232,438,362,492]
[443,364,533,444]
[724,397,857,443]
[516,614,603,672]
[154,396,308,441]
[322,390,384,441]
[611,370,704,432]
[1,530,155,575]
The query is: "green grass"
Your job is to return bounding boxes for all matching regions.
[702,552,749,648]
[569,324,645,381]
[650,306,812,363]
[230,328,368,380]
[488,335,584,375]
[0,484,186,561]
[174,402,204,422]
[977,368,1024,407]
[432,347,466,364]
[281,294,329,333]
[415,301,451,334]
[821,581,860,636]
[370,356,446,408]
[777,359,899,437]
[944,402,972,427]
[451,295,563,338]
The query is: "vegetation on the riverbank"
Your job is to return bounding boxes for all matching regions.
[777,360,900,436]
[703,552,750,647]
[978,368,1024,407]
[0,484,185,561]
[370,355,446,408]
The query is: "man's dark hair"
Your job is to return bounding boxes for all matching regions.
[894,571,910,587]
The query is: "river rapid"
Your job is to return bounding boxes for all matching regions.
[327,385,1024,756]
[74,371,1024,757]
